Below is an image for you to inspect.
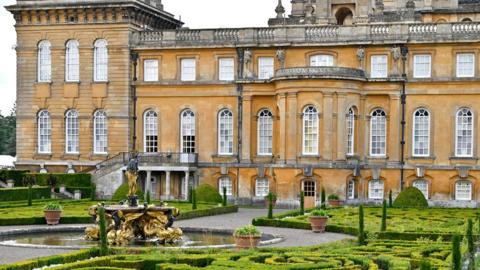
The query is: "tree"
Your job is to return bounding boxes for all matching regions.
[381,200,387,231]
[358,205,366,245]
[452,234,462,270]
[0,104,16,156]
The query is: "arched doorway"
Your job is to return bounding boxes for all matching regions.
[335,8,353,25]
[302,179,316,208]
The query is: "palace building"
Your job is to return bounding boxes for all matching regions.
[6,0,480,207]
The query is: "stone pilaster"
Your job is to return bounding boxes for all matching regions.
[241,96,252,163]
[277,93,287,163]
[336,94,347,161]
[322,93,333,160]
[388,94,401,162]
[286,93,298,163]
[359,95,367,159]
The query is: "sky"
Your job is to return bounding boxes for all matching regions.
[0,0,290,114]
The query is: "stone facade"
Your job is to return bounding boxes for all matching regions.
[6,0,480,207]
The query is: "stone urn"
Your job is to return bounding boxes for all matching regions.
[234,235,261,249]
[328,200,342,207]
[308,210,329,233]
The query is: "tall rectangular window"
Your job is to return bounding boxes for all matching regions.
[38,110,51,154]
[65,110,79,154]
[303,106,319,155]
[219,58,234,81]
[144,110,158,153]
[144,59,159,82]
[94,39,108,82]
[38,41,52,83]
[93,110,108,154]
[413,109,430,157]
[258,57,274,79]
[371,55,388,78]
[181,58,196,81]
[346,108,355,156]
[370,109,387,156]
[456,53,475,78]
[218,109,234,155]
[413,54,432,78]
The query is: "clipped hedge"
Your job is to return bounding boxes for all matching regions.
[0,186,50,202]
[195,184,223,203]
[177,205,238,220]
[31,173,92,188]
[393,187,429,208]
[0,170,28,182]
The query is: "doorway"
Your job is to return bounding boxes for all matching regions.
[302,180,316,208]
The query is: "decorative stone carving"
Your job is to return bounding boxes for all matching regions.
[391,46,402,76]
[243,49,253,79]
[276,49,286,69]
[356,47,365,70]
[415,167,425,178]
[275,66,366,81]
[457,167,470,179]
[304,166,313,177]
[371,167,381,180]
[275,0,285,19]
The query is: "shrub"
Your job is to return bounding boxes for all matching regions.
[267,192,274,219]
[264,192,277,201]
[381,200,387,232]
[98,207,108,256]
[111,183,144,202]
[43,202,62,211]
[27,185,32,206]
[234,225,261,237]
[222,187,227,206]
[300,192,305,215]
[195,184,222,204]
[393,187,428,208]
[388,190,393,207]
[327,194,339,200]
[191,188,197,210]
[320,188,326,209]
[452,234,462,270]
[0,186,50,201]
[466,218,474,256]
[31,173,92,187]
[310,209,328,217]
[358,205,366,245]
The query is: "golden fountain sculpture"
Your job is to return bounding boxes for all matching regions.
[85,154,183,246]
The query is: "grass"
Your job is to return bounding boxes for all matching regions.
[278,206,480,234]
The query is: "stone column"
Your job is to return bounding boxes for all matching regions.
[336,94,347,161]
[184,171,190,201]
[388,94,401,162]
[145,170,152,200]
[241,96,252,163]
[286,93,298,163]
[165,170,171,200]
[322,93,334,160]
[277,93,287,163]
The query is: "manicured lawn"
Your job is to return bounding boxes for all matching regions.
[271,206,480,234]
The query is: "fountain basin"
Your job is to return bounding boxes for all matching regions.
[0,226,283,250]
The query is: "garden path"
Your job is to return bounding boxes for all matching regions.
[0,208,353,265]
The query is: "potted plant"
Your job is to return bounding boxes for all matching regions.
[233,225,262,249]
[264,192,277,207]
[308,209,329,233]
[44,202,63,225]
[328,194,342,207]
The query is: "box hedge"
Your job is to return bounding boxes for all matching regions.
[0,170,28,183]
[31,173,92,187]
[0,186,50,202]
[393,187,429,208]
[195,184,223,203]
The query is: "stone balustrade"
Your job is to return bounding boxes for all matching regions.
[134,22,480,47]
[274,66,366,81]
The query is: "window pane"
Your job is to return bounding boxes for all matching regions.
[94,39,108,82]
[94,110,108,154]
[144,60,159,82]
[369,180,384,199]
[303,106,318,155]
[457,53,475,78]
[370,109,387,156]
[38,41,52,82]
[413,54,431,78]
[181,110,196,153]
[413,109,430,157]
[38,110,51,153]
[219,177,232,196]
[302,181,316,197]
[347,108,355,155]
[219,58,234,81]
[310,55,334,67]
[455,108,473,157]
[144,110,158,153]
[66,40,80,82]
[255,178,269,197]
[413,180,429,199]
[218,109,233,155]
[181,59,196,81]
[347,180,355,199]
[65,110,79,154]
[258,57,274,79]
[371,55,388,78]
[258,109,273,155]
[455,181,472,201]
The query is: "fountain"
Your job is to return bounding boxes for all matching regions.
[85,154,183,246]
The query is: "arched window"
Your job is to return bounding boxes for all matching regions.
[455,180,472,201]
[413,180,429,199]
[143,110,158,153]
[455,108,474,157]
[347,179,355,199]
[65,40,79,82]
[219,177,232,196]
[181,109,196,153]
[65,110,79,154]
[310,54,334,67]
[413,108,430,157]
[257,109,273,155]
[38,40,51,82]
[218,109,233,155]
[93,110,108,154]
[94,39,108,82]
[346,107,355,156]
[370,109,387,156]
[461,18,473,22]
[303,106,319,155]
[255,178,269,197]
[368,180,384,199]
[37,110,51,154]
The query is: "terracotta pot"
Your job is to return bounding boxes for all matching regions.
[309,216,328,233]
[328,200,342,207]
[234,235,261,249]
[264,199,277,208]
[44,210,62,225]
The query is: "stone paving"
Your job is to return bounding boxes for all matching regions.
[0,208,353,265]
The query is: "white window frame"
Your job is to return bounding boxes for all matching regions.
[258,57,274,80]
[455,108,474,157]
[370,55,388,78]
[37,110,51,154]
[455,181,472,201]
[255,178,269,197]
[218,109,234,155]
[65,110,79,154]
[413,54,432,78]
[93,110,108,154]
[413,180,429,199]
[370,109,387,157]
[93,39,108,82]
[181,109,196,153]
[456,53,475,78]
[257,109,273,156]
[302,106,319,155]
[144,59,159,82]
[347,179,355,200]
[181,58,196,81]
[219,177,232,196]
[65,40,80,82]
[412,108,431,157]
[38,40,52,83]
[219,58,235,81]
[143,110,158,153]
[310,54,334,67]
[347,108,355,156]
[368,180,384,200]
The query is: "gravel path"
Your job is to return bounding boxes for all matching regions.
[0,208,353,265]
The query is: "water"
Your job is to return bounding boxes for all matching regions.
[0,231,236,248]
